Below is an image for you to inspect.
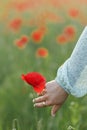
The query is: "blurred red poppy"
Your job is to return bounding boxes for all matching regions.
[21,72,46,93]
[10,0,41,11]
[56,34,68,44]
[14,35,29,49]
[9,18,22,31]
[68,8,79,18]
[21,35,29,43]
[38,26,48,35]
[31,30,44,43]
[63,26,76,38]
[36,47,48,58]
[13,2,29,11]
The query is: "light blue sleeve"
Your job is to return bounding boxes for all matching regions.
[55,26,87,97]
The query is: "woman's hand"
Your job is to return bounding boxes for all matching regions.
[33,80,69,116]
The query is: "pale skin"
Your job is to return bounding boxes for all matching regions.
[33,80,69,117]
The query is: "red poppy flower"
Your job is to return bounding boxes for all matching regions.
[21,72,46,93]
[10,1,37,11]
[38,26,48,35]
[14,2,29,11]
[36,47,48,58]
[63,26,76,38]
[9,18,22,31]
[56,34,68,44]
[14,35,29,49]
[21,35,29,43]
[68,8,79,18]
[31,30,44,43]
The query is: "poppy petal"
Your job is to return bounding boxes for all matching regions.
[21,72,46,93]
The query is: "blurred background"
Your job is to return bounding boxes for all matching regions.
[0,0,87,130]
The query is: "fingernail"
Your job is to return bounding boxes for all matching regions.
[33,99,35,103]
[51,113,55,117]
[33,104,36,107]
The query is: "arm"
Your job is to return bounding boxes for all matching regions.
[33,26,87,116]
[55,26,87,97]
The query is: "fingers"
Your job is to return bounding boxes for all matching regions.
[33,89,48,108]
[33,94,48,108]
[33,101,47,107]
[38,89,47,96]
[33,95,47,103]
[51,104,62,117]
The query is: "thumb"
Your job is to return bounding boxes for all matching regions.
[51,104,62,117]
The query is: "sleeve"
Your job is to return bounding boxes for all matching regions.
[55,26,87,97]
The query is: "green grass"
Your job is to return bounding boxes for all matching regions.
[0,1,87,130]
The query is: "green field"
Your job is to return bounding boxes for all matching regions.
[0,0,87,130]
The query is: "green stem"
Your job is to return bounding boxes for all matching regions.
[12,119,20,130]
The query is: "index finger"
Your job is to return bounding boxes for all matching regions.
[33,95,47,103]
